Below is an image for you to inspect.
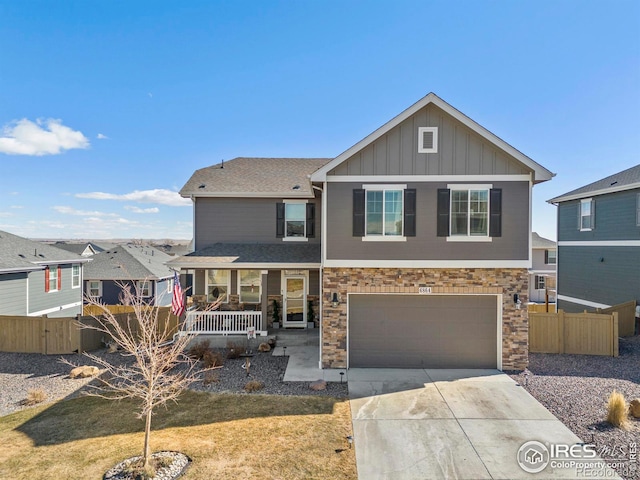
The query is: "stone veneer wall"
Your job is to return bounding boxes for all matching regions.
[321,268,529,370]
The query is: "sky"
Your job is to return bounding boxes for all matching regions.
[0,1,638,241]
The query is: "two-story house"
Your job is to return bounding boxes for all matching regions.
[0,230,90,317]
[528,232,557,305]
[548,164,640,312]
[170,93,554,371]
[84,244,176,307]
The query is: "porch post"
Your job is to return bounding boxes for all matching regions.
[261,270,268,332]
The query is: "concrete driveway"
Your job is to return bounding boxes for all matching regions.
[349,369,619,480]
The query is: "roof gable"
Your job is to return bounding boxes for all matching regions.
[0,230,87,273]
[311,93,553,183]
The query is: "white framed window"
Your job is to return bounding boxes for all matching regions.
[137,280,151,298]
[72,264,81,289]
[535,275,546,290]
[48,266,58,292]
[285,201,306,239]
[206,269,230,302]
[450,186,490,238]
[546,250,557,265]
[88,281,102,298]
[167,277,173,294]
[364,184,405,239]
[580,198,593,231]
[418,127,438,153]
[238,270,262,304]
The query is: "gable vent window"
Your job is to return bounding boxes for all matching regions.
[418,127,438,154]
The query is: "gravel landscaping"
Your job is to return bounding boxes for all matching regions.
[509,335,640,480]
[0,346,347,418]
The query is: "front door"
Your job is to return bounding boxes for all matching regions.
[283,276,306,328]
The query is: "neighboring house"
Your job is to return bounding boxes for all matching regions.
[0,230,90,317]
[170,92,554,371]
[53,241,104,257]
[548,164,640,312]
[84,244,176,306]
[529,232,557,304]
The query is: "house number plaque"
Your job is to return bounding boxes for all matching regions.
[418,287,432,294]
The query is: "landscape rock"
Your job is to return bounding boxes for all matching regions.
[69,366,100,379]
[309,379,327,391]
[258,342,271,352]
[630,399,640,418]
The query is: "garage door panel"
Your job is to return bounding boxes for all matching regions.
[349,294,497,368]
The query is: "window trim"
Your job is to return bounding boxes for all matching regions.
[88,280,102,298]
[137,280,152,298]
[47,265,59,293]
[535,275,546,290]
[71,264,81,289]
[362,184,407,240]
[282,199,309,242]
[418,127,438,153]
[206,269,231,303]
[580,198,593,231]
[237,270,262,304]
[545,250,557,265]
[446,183,492,242]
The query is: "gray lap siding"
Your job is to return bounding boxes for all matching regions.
[27,264,82,317]
[0,272,28,315]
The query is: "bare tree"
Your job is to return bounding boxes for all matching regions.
[65,281,220,473]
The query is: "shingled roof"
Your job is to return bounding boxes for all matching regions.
[0,230,88,274]
[532,232,556,249]
[548,164,640,203]
[83,244,174,281]
[180,157,331,198]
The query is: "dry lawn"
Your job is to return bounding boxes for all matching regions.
[0,390,356,480]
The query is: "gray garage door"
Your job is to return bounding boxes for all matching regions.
[349,294,498,368]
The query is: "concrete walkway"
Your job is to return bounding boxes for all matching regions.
[348,369,620,480]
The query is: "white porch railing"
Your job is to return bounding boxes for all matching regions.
[182,310,265,336]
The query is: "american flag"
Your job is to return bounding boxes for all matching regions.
[171,271,185,317]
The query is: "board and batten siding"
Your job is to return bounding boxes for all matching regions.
[0,272,28,315]
[194,197,321,250]
[27,264,82,317]
[558,245,640,308]
[325,181,529,261]
[328,104,532,177]
[557,189,640,242]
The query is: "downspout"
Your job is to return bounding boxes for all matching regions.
[312,183,325,370]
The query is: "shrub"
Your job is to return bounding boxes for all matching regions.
[187,340,211,360]
[202,349,223,368]
[226,341,245,359]
[606,390,629,429]
[24,388,47,406]
[203,371,219,386]
[244,380,264,392]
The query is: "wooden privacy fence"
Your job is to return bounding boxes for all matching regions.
[0,307,180,355]
[595,300,637,337]
[527,303,557,313]
[529,310,618,357]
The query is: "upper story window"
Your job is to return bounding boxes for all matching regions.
[580,198,593,231]
[545,250,557,265]
[437,185,501,241]
[72,264,80,288]
[418,127,438,153]
[238,270,261,303]
[45,265,60,292]
[276,201,315,241]
[352,185,415,241]
[137,281,151,298]
[207,269,229,302]
[88,280,102,298]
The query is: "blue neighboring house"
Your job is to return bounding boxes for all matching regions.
[83,244,175,306]
[0,230,90,317]
[548,164,640,312]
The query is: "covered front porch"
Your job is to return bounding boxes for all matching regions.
[167,243,322,337]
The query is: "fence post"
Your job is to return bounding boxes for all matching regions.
[557,309,565,354]
[612,312,619,357]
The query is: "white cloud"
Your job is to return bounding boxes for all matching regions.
[76,189,191,206]
[53,206,118,217]
[97,133,108,139]
[0,118,89,156]
[0,212,13,218]
[124,206,160,214]
[10,205,23,209]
